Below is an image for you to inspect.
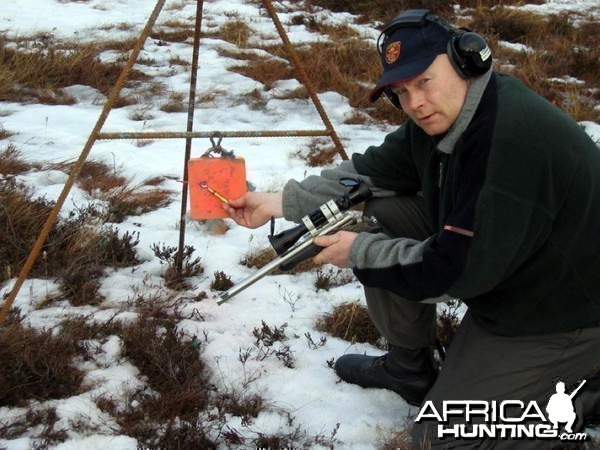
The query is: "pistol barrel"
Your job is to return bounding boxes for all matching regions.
[217,213,355,304]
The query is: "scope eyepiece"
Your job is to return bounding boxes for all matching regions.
[268,178,372,255]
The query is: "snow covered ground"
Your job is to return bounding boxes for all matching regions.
[1,0,599,448]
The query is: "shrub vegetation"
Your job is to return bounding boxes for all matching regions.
[1,1,598,447]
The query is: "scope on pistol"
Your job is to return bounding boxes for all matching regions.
[268,178,372,255]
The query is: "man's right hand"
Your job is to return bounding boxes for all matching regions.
[223,192,283,229]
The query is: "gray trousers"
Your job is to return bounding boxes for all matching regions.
[363,197,600,449]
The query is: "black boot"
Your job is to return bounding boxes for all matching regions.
[334,345,438,406]
[580,372,600,426]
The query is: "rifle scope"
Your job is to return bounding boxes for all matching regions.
[268,178,372,255]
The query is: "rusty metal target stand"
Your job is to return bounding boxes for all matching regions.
[0,0,348,325]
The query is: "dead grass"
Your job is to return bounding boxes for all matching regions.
[316,301,384,348]
[0,143,31,175]
[1,156,173,302]
[473,7,551,44]
[224,26,404,122]
[48,209,141,305]
[226,53,295,91]
[0,406,69,447]
[280,37,368,86]
[316,297,462,355]
[0,123,15,140]
[69,160,175,223]
[241,36,405,123]
[436,300,462,351]
[2,1,600,447]
[0,179,55,282]
[150,27,195,44]
[241,246,319,275]
[468,8,599,122]
[0,293,218,448]
[94,294,220,448]
[2,2,597,124]
[294,137,340,167]
[306,0,432,23]
[378,416,416,450]
[0,177,141,304]
[0,36,148,104]
[474,8,599,81]
[296,39,378,94]
[227,4,598,125]
[314,266,355,291]
[204,19,252,48]
[160,91,187,112]
[0,314,85,407]
[119,317,211,419]
[492,41,599,121]
[76,160,126,193]
[306,0,545,23]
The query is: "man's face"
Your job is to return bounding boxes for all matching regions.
[391,55,471,136]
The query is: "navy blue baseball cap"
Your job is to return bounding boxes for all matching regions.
[370,20,453,102]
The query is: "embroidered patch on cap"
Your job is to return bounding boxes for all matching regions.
[385,41,401,64]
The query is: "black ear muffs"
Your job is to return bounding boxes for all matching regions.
[447,31,492,78]
[426,13,492,79]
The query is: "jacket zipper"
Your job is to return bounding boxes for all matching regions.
[438,150,449,188]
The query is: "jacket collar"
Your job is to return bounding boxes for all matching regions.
[437,68,493,154]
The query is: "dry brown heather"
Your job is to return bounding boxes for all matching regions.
[0,1,598,447]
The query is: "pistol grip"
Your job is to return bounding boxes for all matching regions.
[278,243,323,272]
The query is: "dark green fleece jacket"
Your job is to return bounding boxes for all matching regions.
[351,72,600,336]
